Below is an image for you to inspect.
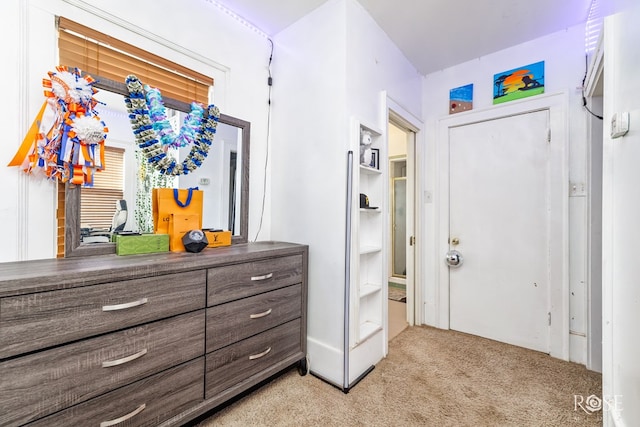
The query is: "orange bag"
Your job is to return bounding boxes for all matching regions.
[152,188,203,234]
[169,214,201,252]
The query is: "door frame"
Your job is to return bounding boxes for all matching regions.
[584,36,604,373]
[384,94,423,329]
[435,92,570,360]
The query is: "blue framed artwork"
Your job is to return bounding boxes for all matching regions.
[449,83,473,114]
[493,61,544,104]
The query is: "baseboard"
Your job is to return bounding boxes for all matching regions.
[423,301,438,327]
[569,332,587,365]
[307,337,343,387]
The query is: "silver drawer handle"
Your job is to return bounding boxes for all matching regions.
[249,347,272,360]
[100,403,146,427]
[249,308,272,319]
[102,348,148,368]
[250,272,273,281]
[102,297,148,312]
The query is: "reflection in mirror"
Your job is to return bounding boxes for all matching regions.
[64,78,249,257]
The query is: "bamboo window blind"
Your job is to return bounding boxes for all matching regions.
[57,16,213,104]
[80,146,124,230]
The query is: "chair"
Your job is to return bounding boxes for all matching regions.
[82,200,128,243]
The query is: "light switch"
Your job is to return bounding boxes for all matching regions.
[611,112,629,139]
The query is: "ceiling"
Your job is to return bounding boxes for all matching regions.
[213,0,595,75]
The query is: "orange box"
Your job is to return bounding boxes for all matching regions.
[204,230,232,248]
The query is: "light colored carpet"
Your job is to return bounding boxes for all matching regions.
[195,325,602,426]
[388,283,406,302]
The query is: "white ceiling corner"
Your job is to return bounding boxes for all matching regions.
[213,0,595,75]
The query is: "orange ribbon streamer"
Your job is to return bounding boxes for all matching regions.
[7,101,47,168]
[10,66,107,186]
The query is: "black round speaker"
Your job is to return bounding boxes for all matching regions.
[182,229,208,253]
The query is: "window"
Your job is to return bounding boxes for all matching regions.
[80,146,124,230]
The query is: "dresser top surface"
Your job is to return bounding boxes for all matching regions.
[0,241,307,297]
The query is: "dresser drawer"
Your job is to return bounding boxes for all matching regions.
[0,310,204,426]
[27,357,204,427]
[205,318,302,398]
[206,284,301,352]
[0,270,206,358]
[207,255,302,305]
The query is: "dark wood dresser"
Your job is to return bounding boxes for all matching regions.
[0,241,308,426]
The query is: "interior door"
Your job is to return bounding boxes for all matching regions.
[405,129,415,326]
[448,110,550,353]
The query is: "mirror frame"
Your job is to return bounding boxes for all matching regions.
[64,77,250,257]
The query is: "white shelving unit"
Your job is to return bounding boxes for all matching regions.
[347,118,387,386]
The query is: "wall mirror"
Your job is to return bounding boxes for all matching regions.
[64,78,249,257]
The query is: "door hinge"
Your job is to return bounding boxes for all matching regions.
[548,312,551,326]
[547,128,551,143]
[409,236,415,246]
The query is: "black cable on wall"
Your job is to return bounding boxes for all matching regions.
[582,54,603,120]
[253,38,274,241]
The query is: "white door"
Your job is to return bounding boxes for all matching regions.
[405,130,415,326]
[448,110,550,353]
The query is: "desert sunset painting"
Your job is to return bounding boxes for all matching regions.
[493,61,545,104]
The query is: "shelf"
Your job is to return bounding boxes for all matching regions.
[360,165,382,175]
[360,283,382,298]
[359,122,383,137]
[359,245,382,255]
[349,116,386,375]
[359,321,383,342]
[359,208,381,214]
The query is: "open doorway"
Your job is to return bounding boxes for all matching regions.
[387,118,415,340]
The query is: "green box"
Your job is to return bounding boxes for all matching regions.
[115,234,170,256]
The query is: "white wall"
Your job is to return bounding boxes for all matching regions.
[602,6,640,426]
[270,1,348,384]
[0,0,272,262]
[270,0,421,385]
[179,122,238,231]
[421,25,591,364]
[344,0,422,125]
[93,91,138,232]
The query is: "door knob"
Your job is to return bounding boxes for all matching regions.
[445,250,463,268]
